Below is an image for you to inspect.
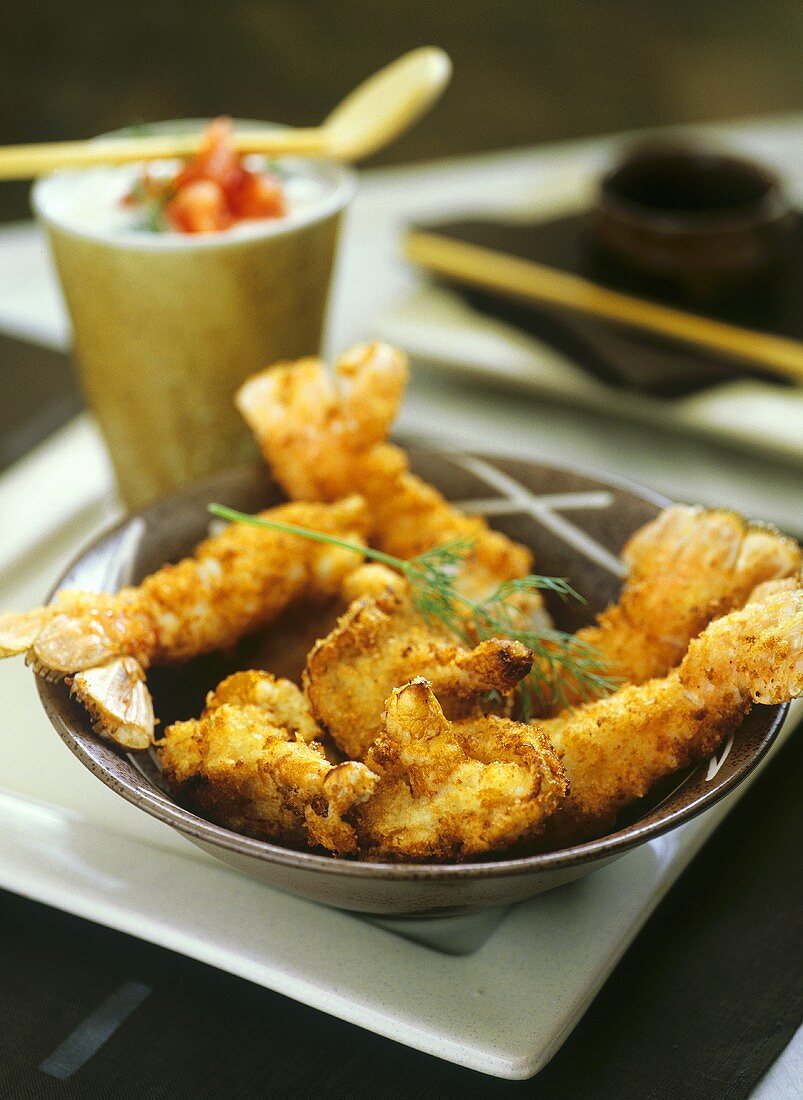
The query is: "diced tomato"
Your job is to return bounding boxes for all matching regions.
[125,116,289,233]
[164,179,233,234]
[230,170,287,219]
[174,116,245,198]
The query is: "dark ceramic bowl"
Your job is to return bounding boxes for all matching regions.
[38,452,787,917]
[588,143,795,306]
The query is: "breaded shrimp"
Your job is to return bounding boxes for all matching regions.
[0,497,368,677]
[236,343,541,609]
[355,679,568,861]
[236,343,409,503]
[158,676,377,853]
[0,497,368,748]
[535,576,803,844]
[542,505,801,711]
[304,576,534,759]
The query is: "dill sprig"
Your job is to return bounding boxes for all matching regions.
[124,174,175,233]
[208,503,617,719]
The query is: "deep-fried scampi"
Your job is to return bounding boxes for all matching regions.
[0,497,369,747]
[571,505,801,694]
[158,672,377,853]
[304,573,534,759]
[236,342,543,611]
[2,496,369,676]
[534,576,803,844]
[156,573,803,861]
[237,342,409,506]
[204,670,320,743]
[355,679,567,861]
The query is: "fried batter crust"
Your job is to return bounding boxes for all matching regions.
[235,342,540,608]
[536,576,803,843]
[158,675,377,853]
[304,581,533,759]
[2,496,369,678]
[157,578,801,859]
[355,679,568,861]
[572,505,801,694]
[205,670,320,743]
[160,674,568,861]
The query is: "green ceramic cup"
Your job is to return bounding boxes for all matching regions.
[32,122,355,510]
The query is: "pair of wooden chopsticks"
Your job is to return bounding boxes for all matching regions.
[404,229,803,386]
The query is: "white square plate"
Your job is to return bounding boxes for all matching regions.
[0,419,798,1079]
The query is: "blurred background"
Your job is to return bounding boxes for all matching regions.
[2,0,802,223]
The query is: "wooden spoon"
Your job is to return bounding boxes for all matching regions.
[0,47,452,179]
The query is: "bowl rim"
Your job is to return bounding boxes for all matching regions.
[38,450,789,882]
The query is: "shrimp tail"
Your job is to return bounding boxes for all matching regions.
[0,608,54,658]
[70,657,156,750]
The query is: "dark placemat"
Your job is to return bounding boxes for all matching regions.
[418,213,803,396]
[0,719,800,1099]
[0,331,83,474]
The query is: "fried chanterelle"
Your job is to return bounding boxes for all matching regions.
[305,565,534,760]
[159,674,568,860]
[158,672,378,854]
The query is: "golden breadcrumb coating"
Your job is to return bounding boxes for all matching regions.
[535,576,803,843]
[158,675,377,853]
[205,670,320,743]
[572,505,801,693]
[236,343,409,504]
[157,577,802,861]
[159,675,568,861]
[0,496,368,680]
[235,342,541,609]
[304,578,534,759]
[355,679,568,861]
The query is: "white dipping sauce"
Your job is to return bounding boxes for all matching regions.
[41,157,330,238]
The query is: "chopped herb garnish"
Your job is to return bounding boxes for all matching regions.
[208,503,617,719]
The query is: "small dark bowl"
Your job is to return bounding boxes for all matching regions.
[588,144,795,306]
[37,452,787,917]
